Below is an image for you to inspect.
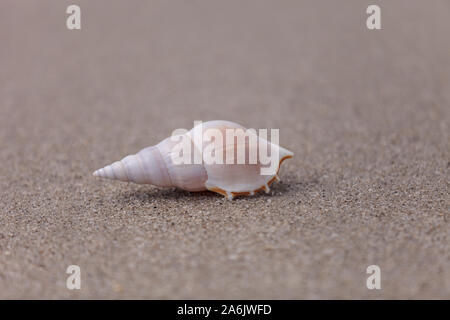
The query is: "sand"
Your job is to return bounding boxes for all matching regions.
[0,0,449,299]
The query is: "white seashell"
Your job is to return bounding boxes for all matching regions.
[93,120,293,199]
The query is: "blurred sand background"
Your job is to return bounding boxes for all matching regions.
[0,0,449,298]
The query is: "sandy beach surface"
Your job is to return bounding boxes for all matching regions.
[0,0,449,298]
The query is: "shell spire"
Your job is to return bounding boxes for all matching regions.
[93,146,173,187]
[92,161,127,181]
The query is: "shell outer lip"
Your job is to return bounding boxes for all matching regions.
[205,155,293,199]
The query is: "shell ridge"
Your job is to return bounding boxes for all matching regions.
[118,161,130,181]
[135,153,150,183]
[155,144,174,187]
[120,159,133,182]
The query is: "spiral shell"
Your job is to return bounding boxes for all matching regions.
[93,120,293,199]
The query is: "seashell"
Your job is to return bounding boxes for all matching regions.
[93,120,293,199]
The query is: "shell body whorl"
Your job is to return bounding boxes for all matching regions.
[156,137,208,191]
[93,120,294,199]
